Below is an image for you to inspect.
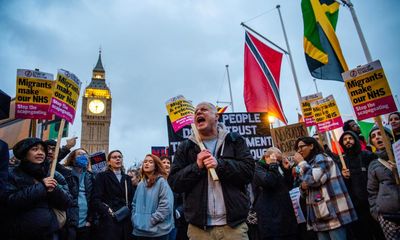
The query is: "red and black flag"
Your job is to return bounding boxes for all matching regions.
[244,30,287,124]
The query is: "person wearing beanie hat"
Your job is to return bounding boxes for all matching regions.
[5,138,73,240]
[338,131,384,239]
[367,127,400,239]
[45,136,77,163]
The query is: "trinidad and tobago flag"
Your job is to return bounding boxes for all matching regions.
[244,30,287,124]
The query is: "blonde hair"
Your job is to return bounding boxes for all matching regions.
[262,147,282,160]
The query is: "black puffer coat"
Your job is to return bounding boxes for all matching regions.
[6,167,73,240]
[253,161,297,238]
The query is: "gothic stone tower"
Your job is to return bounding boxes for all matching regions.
[81,51,112,154]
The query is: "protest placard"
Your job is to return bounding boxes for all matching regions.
[90,151,107,174]
[301,92,322,127]
[311,95,343,133]
[49,69,81,123]
[342,60,397,120]
[271,122,308,162]
[15,69,54,120]
[167,112,271,160]
[151,146,169,158]
[165,95,195,132]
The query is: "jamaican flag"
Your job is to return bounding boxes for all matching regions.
[302,0,348,81]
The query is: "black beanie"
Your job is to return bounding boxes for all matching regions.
[44,139,57,146]
[13,138,47,160]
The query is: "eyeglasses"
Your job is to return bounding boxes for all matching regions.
[296,144,309,152]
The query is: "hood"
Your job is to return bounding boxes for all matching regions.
[339,131,361,155]
[189,122,229,155]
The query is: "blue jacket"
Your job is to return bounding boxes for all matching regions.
[131,176,174,237]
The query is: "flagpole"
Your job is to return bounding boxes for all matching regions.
[340,0,372,63]
[342,0,399,184]
[276,5,302,106]
[241,22,288,54]
[225,65,235,112]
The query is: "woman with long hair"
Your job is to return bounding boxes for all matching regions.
[93,150,133,240]
[131,154,174,240]
[293,137,357,240]
[62,148,95,240]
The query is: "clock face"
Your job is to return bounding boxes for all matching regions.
[88,99,105,114]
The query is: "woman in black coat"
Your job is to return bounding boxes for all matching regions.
[5,138,73,240]
[93,150,133,240]
[253,147,298,240]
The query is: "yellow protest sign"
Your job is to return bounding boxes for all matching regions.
[49,69,81,123]
[311,95,343,133]
[342,60,397,120]
[166,95,195,132]
[15,69,54,119]
[301,92,322,127]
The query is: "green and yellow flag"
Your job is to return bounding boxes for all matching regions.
[302,0,348,81]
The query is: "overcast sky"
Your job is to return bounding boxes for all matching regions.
[1,0,399,167]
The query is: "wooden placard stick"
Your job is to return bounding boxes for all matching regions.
[49,119,65,178]
[331,131,347,170]
[191,123,219,181]
[375,116,400,184]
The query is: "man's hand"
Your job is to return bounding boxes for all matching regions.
[342,168,351,179]
[65,137,78,150]
[42,177,57,192]
[196,150,210,169]
[203,155,218,169]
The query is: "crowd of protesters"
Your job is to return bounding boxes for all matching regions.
[0,106,399,240]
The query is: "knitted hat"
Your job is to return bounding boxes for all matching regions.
[368,126,394,145]
[44,139,57,146]
[13,138,47,160]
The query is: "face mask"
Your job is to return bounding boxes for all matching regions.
[75,155,88,168]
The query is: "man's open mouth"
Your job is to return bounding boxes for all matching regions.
[196,116,206,124]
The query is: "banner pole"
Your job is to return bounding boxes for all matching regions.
[331,130,347,169]
[276,5,302,107]
[375,116,400,184]
[191,123,219,181]
[49,119,65,178]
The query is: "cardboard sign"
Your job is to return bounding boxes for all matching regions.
[271,122,308,160]
[90,151,107,174]
[15,69,54,120]
[342,60,397,120]
[167,112,271,160]
[301,92,323,127]
[166,95,195,132]
[393,140,400,178]
[311,95,343,133]
[49,69,81,123]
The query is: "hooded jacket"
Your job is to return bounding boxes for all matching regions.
[339,131,377,205]
[168,123,255,228]
[132,176,174,237]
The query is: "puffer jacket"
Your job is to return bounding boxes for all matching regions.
[367,153,400,220]
[6,167,72,240]
[168,124,255,228]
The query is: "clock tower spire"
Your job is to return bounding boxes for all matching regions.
[81,50,112,154]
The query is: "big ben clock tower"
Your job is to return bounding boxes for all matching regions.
[81,51,112,154]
